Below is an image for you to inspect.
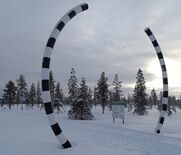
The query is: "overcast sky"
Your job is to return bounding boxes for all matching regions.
[0,0,181,97]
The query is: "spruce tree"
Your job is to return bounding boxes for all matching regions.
[167,96,177,116]
[133,69,148,115]
[87,87,93,107]
[3,80,17,109]
[28,83,36,109]
[171,96,177,113]
[67,68,79,118]
[55,81,64,103]
[148,88,158,109]
[157,91,163,111]
[16,75,28,110]
[36,81,42,107]
[93,86,98,108]
[97,72,109,114]
[69,77,94,120]
[108,90,113,110]
[67,68,78,104]
[127,93,134,112]
[54,81,64,113]
[112,74,122,101]
[49,71,56,103]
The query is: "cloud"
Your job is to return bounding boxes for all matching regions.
[0,0,181,97]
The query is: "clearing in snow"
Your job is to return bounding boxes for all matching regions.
[1,107,181,155]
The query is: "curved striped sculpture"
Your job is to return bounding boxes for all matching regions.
[41,3,89,148]
[144,27,168,134]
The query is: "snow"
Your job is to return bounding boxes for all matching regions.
[1,106,181,155]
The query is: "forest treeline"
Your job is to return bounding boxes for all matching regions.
[1,68,180,119]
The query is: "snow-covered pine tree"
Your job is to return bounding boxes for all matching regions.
[16,75,28,110]
[67,68,78,104]
[171,96,177,113]
[133,69,148,115]
[28,83,36,109]
[167,96,177,116]
[179,95,181,109]
[97,72,108,114]
[36,81,42,108]
[54,81,64,113]
[157,91,163,111]
[69,77,94,120]
[148,88,158,109]
[55,81,64,103]
[3,80,17,109]
[67,68,79,118]
[87,87,93,107]
[93,86,98,108]
[127,93,134,112]
[112,74,122,101]
[49,71,56,103]
[108,90,113,110]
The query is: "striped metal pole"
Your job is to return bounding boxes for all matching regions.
[41,3,89,148]
[144,27,168,134]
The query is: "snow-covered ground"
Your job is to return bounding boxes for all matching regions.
[1,106,181,155]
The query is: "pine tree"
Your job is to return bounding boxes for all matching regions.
[171,96,177,113]
[87,87,93,107]
[3,80,17,109]
[68,77,94,120]
[55,81,64,103]
[127,93,134,112]
[0,99,3,107]
[133,69,148,115]
[28,83,36,109]
[112,74,122,101]
[157,91,163,111]
[167,96,177,116]
[179,95,181,109]
[148,88,158,109]
[93,86,98,108]
[67,68,78,104]
[97,72,109,114]
[16,75,28,110]
[67,68,79,118]
[36,81,42,108]
[49,71,56,103]
[108,90,113,110]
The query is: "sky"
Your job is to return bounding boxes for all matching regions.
[0,0,181,97]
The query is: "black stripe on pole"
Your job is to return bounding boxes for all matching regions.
[68,10,76,19]
[44,102,53,114]
[51,123,62,136]
[163,78,168,84]
[57,21,65,32]
[46,37,56,48]
[157,52,163,59]
[145,28,152,36]
[156,130,160,134]
[42,57,50,68]
[160,117,164,124]
[163,91,168,97]
[161,65,166,71]
[152,40,159,47]
[162,104,167,111]
[62,140,72,148]
[81,4,89,11]
[42,80,49,91]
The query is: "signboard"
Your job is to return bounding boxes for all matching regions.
[112,101,125,124]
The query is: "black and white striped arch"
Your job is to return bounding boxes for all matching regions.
[41,3,88,148]
[144,27,168,134]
